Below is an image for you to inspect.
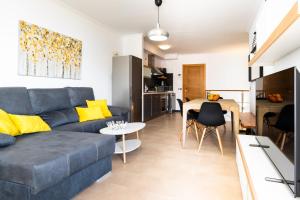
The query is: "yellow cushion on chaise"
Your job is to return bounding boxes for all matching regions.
[0,109,20,136]
[76,107,105,122]
[9,114,51,134]
[86,100,112,118]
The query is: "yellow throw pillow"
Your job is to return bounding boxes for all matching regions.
[0,109,20,136]
[76,107,105,122]
[9,114,51,135]
[86,100,112,118]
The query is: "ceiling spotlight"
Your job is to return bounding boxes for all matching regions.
[147,0,169,42]
[159,45,171,50]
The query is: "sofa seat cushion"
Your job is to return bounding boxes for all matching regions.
[0,133,16,147]
[0,131,114,194]
[40,108,79,128]
[54,116,123,133]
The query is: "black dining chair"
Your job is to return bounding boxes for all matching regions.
[218,97,228,115]
[177,99,199,142]
[272,104,294,150]
[263,112,277,134]
[185,97,200,121]
[196,102,226,155]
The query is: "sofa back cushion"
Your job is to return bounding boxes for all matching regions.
[40,108,79,128]
[66,87,95,107]
[0,87,33,115]
[28,88,72,114]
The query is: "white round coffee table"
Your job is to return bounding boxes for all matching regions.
[100,122,145,163]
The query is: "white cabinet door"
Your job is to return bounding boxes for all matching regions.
[236,144,249,200]
[255,0,296,50]
[255,3,267,50]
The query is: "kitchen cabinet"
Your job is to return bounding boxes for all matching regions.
[152,94,161,118]
[252,0,296,51]
[144,95,152,121]
[148,54,155,68]
[249,0,299,66]
[144,66,152,78]
[143,93,165,121]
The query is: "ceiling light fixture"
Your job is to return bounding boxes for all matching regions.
[147,0,169,42]
[159,44,171,50]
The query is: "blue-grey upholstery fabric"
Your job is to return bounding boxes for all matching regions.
[0,86,129,200]
[28,88,72,114]
[0,87,33,114]
[108,106,129,122]
[40,108,79,128]
[108,106,129,116]
[0,131,115,194]
[0,134,16,147]
[0,156,112,200]
[54,116,123,133]
[65,87,95,107]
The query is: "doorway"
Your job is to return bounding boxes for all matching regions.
[182,64,206,101]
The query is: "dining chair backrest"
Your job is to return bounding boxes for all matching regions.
[177,99,183,117]
[275,104,294,132]
[197,102,225,127]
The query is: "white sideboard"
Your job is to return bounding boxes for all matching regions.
[236,135,298,200]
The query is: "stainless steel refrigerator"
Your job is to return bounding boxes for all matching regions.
[112,55,142,122]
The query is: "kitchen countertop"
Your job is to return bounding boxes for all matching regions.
[143,91,175,95]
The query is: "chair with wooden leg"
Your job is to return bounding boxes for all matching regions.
[177,99,199,142]
[271,104,294,151]
[196,102,226,155]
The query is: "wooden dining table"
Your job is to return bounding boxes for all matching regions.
[182,98,240,147]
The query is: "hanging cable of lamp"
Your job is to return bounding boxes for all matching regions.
[147,0,169,41]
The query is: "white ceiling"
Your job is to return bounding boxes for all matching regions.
[61,0,262,54]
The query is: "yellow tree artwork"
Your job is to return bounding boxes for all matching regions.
[18,21,82,79]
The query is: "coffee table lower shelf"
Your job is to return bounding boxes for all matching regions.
[115,139,141,154]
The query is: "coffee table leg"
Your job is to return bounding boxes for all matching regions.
[122,134,126,163]
[136,131,139,140]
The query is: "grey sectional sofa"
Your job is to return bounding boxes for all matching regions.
[0,87,128,200]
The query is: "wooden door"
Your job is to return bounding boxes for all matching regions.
[182,64,206,101]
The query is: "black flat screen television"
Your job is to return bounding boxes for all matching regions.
[255,67,300,197]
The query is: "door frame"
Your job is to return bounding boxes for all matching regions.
[182,64,206,101]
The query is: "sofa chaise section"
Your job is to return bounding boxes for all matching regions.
[0,87,129,199]
[0,131,114,199]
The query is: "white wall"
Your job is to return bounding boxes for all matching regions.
[0,0,123,103]
[144,40,165,58]
[163,53,250,115]
[121,33,144,59]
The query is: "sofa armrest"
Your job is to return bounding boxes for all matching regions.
[108,106,129,116]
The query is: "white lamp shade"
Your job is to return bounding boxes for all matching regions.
[147,24,169,41]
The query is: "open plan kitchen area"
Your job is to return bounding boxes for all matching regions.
[143,49,176,121]
[4,1,300,199]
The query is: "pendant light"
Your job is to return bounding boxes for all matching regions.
[147,0,169,41]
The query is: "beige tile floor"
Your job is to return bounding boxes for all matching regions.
[74,113,242,200]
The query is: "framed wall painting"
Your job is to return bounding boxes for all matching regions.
[18,20,82,79]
